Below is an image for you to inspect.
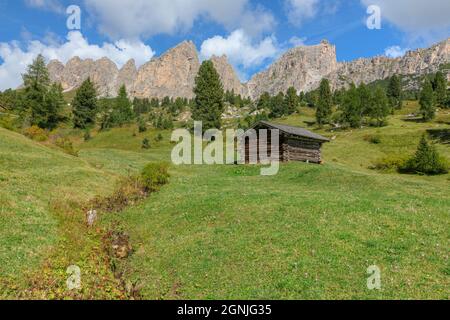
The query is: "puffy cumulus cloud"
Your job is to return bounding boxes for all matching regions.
[24,0,65,13]
[285,0,320,26]
[0,31,155,91]
[384,46,409,58]
[360,0,450,31]
[83,0,275,40]
[200,29,279,79]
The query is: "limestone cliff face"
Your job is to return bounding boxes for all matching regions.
[210,55,248,97]
[133,41,200,99]
[46,38,449,100]
[247,40,339,99]
[116,59,137,95]
[329,38,450,90]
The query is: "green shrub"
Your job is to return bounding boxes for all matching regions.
[138,117,147,133]
[84,130,92,141]
[155,133,163,142]
[142,138,150,149]
[140,162,170,192]
[55,137,79,157]
[364,134,382,144]
[370,154,408,171]
[399,135,449,175]
[24,125,49,141]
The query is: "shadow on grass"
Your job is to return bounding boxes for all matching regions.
[427,129,450,145]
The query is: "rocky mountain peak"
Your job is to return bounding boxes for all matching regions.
[210,55,248,97]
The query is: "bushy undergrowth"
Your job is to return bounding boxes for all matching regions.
[90,162,170,212]
[370,154,408,171]
[24,125,49,141]
[140,162,170,192]
[363,134,382,144]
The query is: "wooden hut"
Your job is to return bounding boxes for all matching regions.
[241,121,330,164]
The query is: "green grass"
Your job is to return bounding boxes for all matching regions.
[0,128,118,292]
[1,104,449,299]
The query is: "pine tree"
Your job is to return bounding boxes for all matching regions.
[402,135,448,175]
[43,83,66,130]
[112,85,134,126]
[316,79,332,126]
[357,83,371,119]
[284,87,299,116]
[433,71,447,107]
[387,75,403,110]
[370,86,390,127]
[269,92,285,118]
[340,84,361,128]
[257,92,271,110]
[72,78,98,128]
[192,60,224,131]
[419,78,435,121]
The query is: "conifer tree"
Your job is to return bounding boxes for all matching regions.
[112,85,134,126]
[72,78,98,128]
[401,135,448,175]
[433,71,447,107]
[340,84,361,128]
[192,60,224,131]
[387,75,403,110]
[419,78,436,121]
[269,92,285,118]
[316,79,332,126]
[22,54,51,128]
[370,86,390,127]
[284,87,299,116]
[257,92,271,110]
[43,83,66,130]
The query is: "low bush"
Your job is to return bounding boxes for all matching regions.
[24,125,49,141]
[54,137,79,157]
[142,138,150,149]
[370,154,408,171]
[363,134,382,144]
[140,162,170,192]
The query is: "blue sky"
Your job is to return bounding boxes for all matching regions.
[0,0,449,90]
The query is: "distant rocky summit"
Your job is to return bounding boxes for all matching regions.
[47,38,449,100]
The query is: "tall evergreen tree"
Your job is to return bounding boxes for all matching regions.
[269,92,285,118]
[192,60,224,131]
[433,71,447,107]
[387,75,403,110]
[284,87,299,116]
[111,85,134,126]
[370,86,390,127]
[419,78,436,121]
[340,84,361,128]
[257,92,271,110]
[22,54,53,128]
[357,83,371,119]
[43,83,66,130]
[316,79,332,126]
[72,78,98,128]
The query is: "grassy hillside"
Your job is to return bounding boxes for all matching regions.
[0,102,449,299]
[0,128,122,297]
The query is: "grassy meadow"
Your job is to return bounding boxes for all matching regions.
[0,102,449,299]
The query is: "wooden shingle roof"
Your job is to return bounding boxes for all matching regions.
[255,121,330,142]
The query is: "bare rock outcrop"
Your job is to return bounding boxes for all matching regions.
[46,38,449,100]
[210,55,248,97]
[133,41,200,99]
[247,40,339,99]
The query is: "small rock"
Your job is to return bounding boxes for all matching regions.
[86,209,97,227]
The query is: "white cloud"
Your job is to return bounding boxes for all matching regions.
[384,46,409,58]
[200,29,279,80]
[360,0,450,32]
[0,31,155,91]
[289,36,307,47]
[285,0,320,26]
[25,0,64,14]
[84,0,275,40]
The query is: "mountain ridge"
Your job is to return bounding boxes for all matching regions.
[47,37,450,100]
